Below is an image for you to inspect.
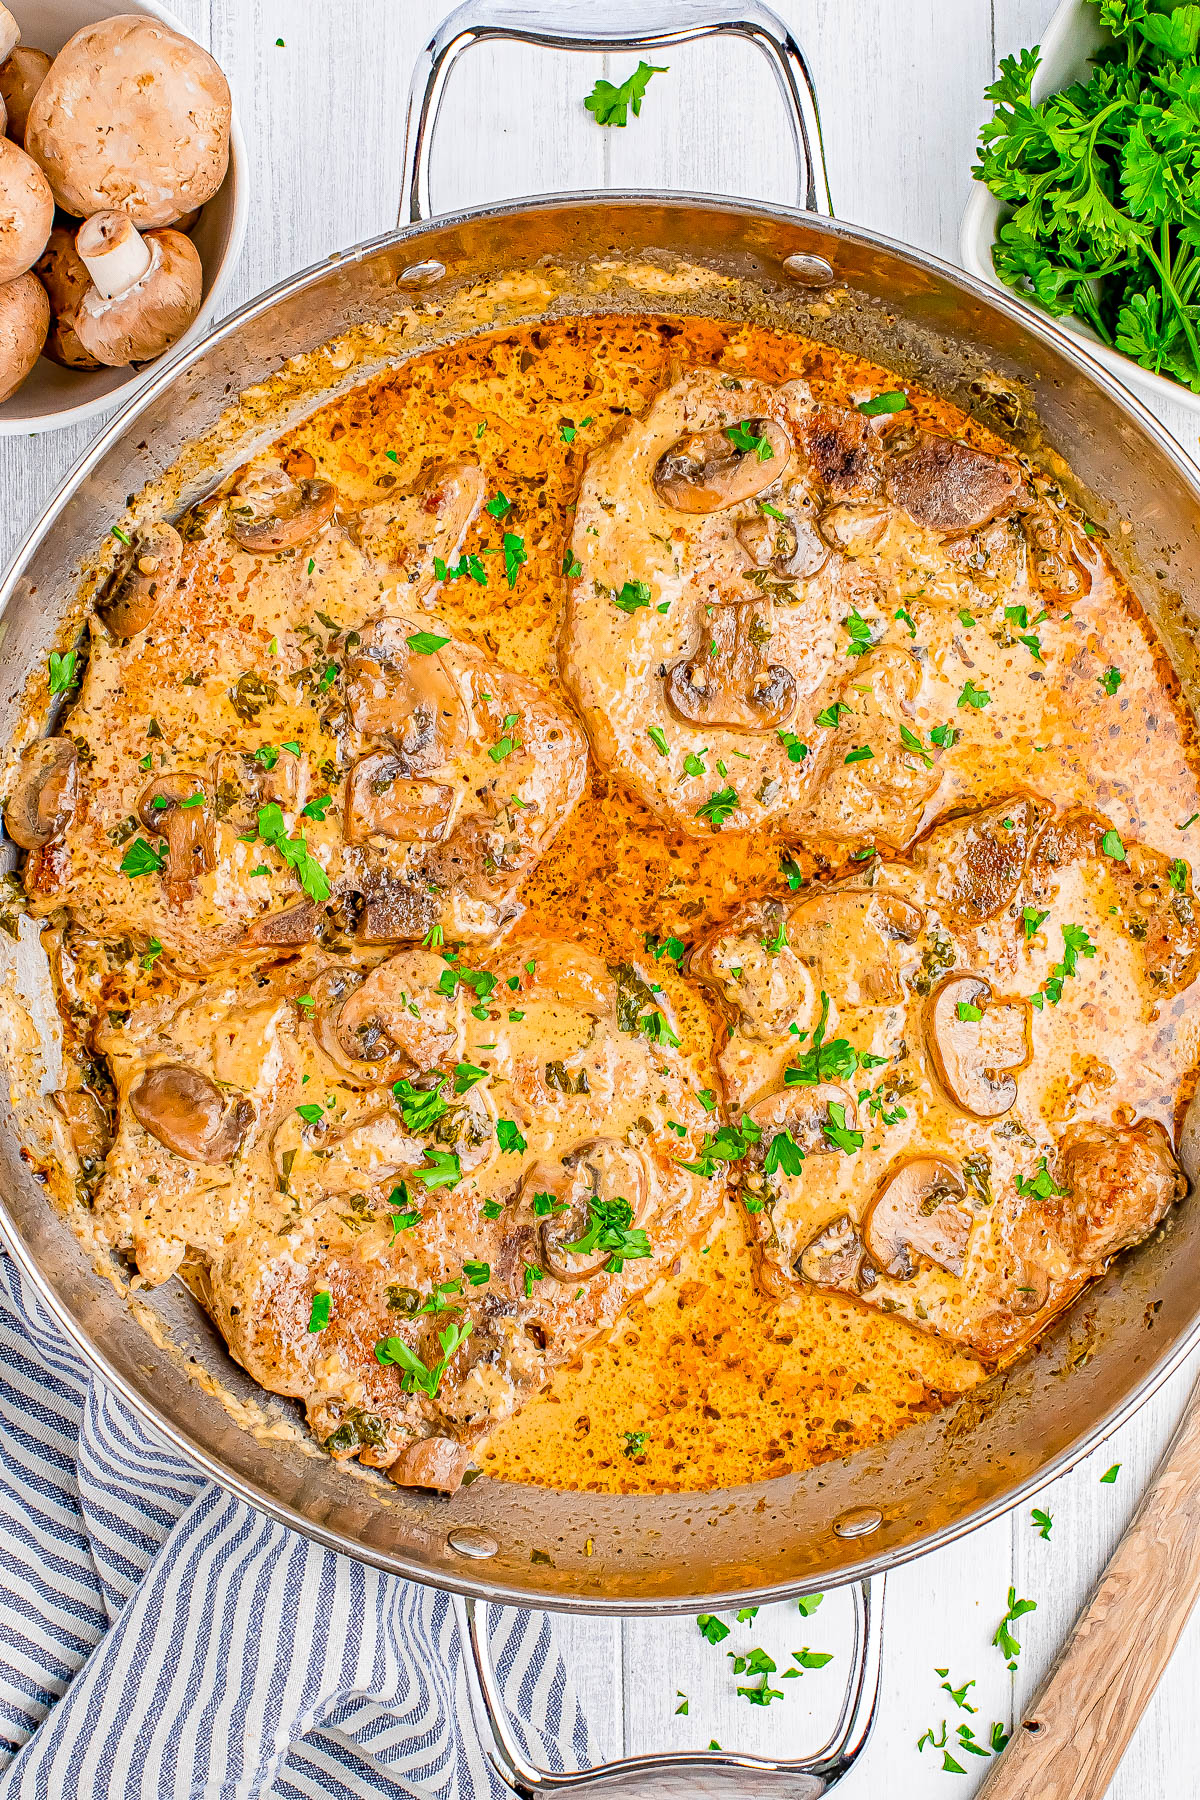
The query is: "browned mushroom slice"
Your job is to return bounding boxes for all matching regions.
[786,885,924,1007]
[357,460,485,585]
[653,419,791,513]
[863,1156,973,1280]
[688,897,816,1040]
[798,1214,875,1292]
[884,432,1028,534]
[98,520,183,638]
[355,870,441,945]
[51,1088,111,1166]
[6,737,77,849]
[1022,506,1101,608]
[137,772,214,903]
[229,461,337,553]
[665,601,796,731]
[798,405,883,502]
[1053,1118,1186,1267]
[916,795,1044,926]
[304,965,403,1083]
[736,506,829,578]
[343,614,466,762]
[816,503,890,554]
[745,1082,859,1158]
[332,950,458,1071]
[523,1139,649,1283]
[926,974,1031,1118]
[129,1063,254,1163]
[387,1435,475,1494]
[345,752,453,844]
[240,901,317,950]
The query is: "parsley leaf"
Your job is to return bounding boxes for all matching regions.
[1100,666,1123,697]
[563,1195,651,1272]
[48,650,78,694]
[612,579,652,614]
[992,1586,1036,1664]
[857,390,908,415]
[696,785,738,829]
[406,631,450,655]
[120,838,167,878]
[584,60,667,127]
[496,1119,527,1154]
[958,679,991,709]
[724,420,774,461]
[307,1291,331,1333]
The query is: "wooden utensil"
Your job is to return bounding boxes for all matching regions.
[978,1370,1200,1800]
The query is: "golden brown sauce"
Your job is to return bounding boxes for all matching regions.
[47,313,1200,1495]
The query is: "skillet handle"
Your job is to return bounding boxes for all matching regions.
[453,1575,884,1797]
[398,0,832,226]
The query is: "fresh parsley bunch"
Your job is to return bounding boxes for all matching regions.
[975,0,1200,390]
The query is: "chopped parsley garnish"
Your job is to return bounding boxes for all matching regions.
[843,609,874,656]
[532,1191,568,1217]
[1101,1463,1120,1483]
[958,679,991,709]
[647,725,669,757]
[929,722,958,748]
[763,913,788,955]
[392,1074,450,1134]
[857,390,908,415]
[463,1260,490,1286]
[958,608,977,628]
[1169,858,1188,891]
[759,501,787,521]
[724,420,774,461]
[1100,666,1123,697]
[502,531,526,586]
[844,744,874,764]
[564,1195,651,1271]
[956,1000,984,1022]
[488,713,520,763]
[584,59,667,127]
[120,838,167,878]
[301,793,333,821]
[894,606,918,638]
[411,1147,462,1190]
[481,1198,504,1221]
[1022,905,1049,940]
[763,1129,804,1177]
[256,801,330,904]
[992,1587,1036,1665]
[254,744,281,771]
[622,1429,649,1458]
[1032,921,1095,1008]
[407,631,450,655]
[696,785,738,829]
[697,1088,717,1113]
[454,1061,487,1094]
[1100,828,1126,861]
[307,1291,331,1333]
[523,1263,543,1298]
[823,1101,863,1155]
[777,729,808,763]
[637,1007,680,1047]
[679,1118,762,1179]
[1031,1508,1053,1540]
[48,650,78,694]
[435,552,488,586]
[683,748,707,778]
[1015,1155,1066,1201]
[110,524,132,545]
[815,701,849,729]
[697,1613,730,1645]
[296,1102,325,1124]
[496,1119,527,1154]
[796,1593,824,1617]
[140,937,163,969]
[613,579,652,614]
[374,1315,472,1399]
[781,851,804,890]
[563,551,583,578]
[485,492,511,519]
[899,724,932,768]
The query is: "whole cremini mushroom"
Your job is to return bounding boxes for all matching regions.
[0,136,52,283]
[33,225,99,369]
[26,15,232,228]
[0,7,17,66]
[73,211,203,366]
[0,46,51,145]
[0,268,48,399]
[129,1063,253,1163]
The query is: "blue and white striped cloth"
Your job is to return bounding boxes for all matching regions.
[0,1251,592,1798]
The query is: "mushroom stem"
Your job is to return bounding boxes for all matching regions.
[0,8,18,65]
[76,210,152,298]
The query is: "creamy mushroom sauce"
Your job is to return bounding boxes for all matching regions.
[16,313,1200,1497]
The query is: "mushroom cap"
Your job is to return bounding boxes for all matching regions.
[228,462,338,553]
[74,226,203,367]
[0,7,17,67]
[128,1062,253,1163]
[0,268,48,400]
[97,520,183,636]
[654,418,792,512]
[0,46,51,145]
[863,1156,973,1280]
[5,736,76,849]
[926,973,1031,1119]
[26,15,231,228]
[33,224,100,368]
[0,135,52,283]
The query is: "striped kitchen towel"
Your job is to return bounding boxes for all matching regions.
[0,1251,592,1799]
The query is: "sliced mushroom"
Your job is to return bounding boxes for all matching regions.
[138,772,215,903]
[688,897,816,1040]
[129,1063,254,1163]
[653,418,792,513]
[524,1139,649,1283]
[97,521,183,639]
[212,747,307,834]
[1022,507,1101,608]
[798,1214,876,1292]
[345,752,454,844]
[816,503,891,554]
[665,600,796,731]
[387,1435,474,1494]
[343,614,466,763]
[51,1088,111,1166]
[6,737,77,849]
[228,461,337,553]
[745,1083,859,1159]
[357,459,485,588]
[736,507,829,578]
[332,949,458,1071]
[240,901,317,949]
[926,974,1031,1119]
[884,433,1028,534]
[916,795,1043,926]
[306,963,406,1083]
[863,1156,973,1280]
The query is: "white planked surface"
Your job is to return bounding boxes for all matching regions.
[4,1,1200,1793]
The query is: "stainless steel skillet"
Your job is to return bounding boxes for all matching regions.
[2,1,1200,1791]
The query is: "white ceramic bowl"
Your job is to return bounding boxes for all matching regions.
[960,0,1200,416]
[0,0,248,435]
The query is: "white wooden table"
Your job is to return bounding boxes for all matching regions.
[6,2,1200,1793]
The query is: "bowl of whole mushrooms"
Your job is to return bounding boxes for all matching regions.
[0,0,247,432]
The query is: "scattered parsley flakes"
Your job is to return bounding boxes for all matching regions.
[120,838,167,878]
[140,937,163,970]
[1022,904,1049,940]
[375,1315,472,1399]
[1031,1507,1053,1539]
[958,678,991,709]
[696,785,738,829]
[647,724,669,757]
[815,701,849,729]
[496,1119,527,1154]
[407,631,450,655]
[844,744,874,764]
[894,605,918,638]
[899,723,932,768]
[563,550,583,578]
[307,1291,331,1332]
[454,1061,487,1094]
[485,491,511,519]
[1100,666,1123,697]
[1100,1462,1120,1484]
[1169,857,1188,891]
[412,1147,462,1190]
[843,609,874,657]
[724,420,774,460]
[296,1102,325,1124]
[584,59,667,127]
[1100,827,1126,861]
[48,650,79,694]
[697,1613,730,1645]
[956,1000,984,1022]
[613,579,652,614]
[992,1586,1036,1665]
[763,1129,804,1177]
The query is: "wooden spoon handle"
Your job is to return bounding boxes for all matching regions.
[977,1371,1200,1800]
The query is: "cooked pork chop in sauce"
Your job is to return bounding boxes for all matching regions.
[10,310,1199,1496]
